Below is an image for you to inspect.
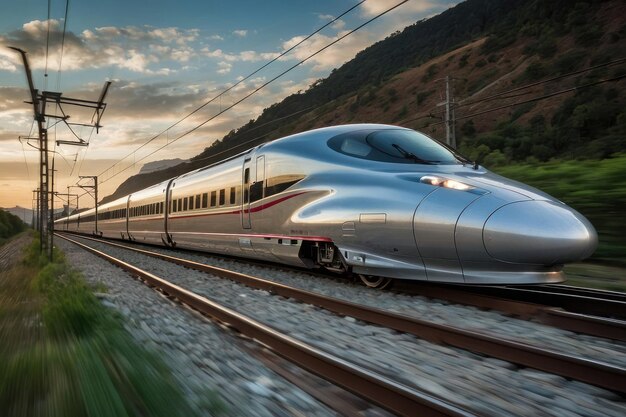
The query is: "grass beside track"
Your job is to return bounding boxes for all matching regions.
[564,263,626,292]
[0,234,220,417]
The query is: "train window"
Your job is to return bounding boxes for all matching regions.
[202,193,208,208]
[210,191,216,207]
[160,202,164,214]
[264,156,306,198]
[230,187,236,204]
[250,181,263,202]
[183,198,188,211]
[328,129,460,165]
[244,168,249,184]
[195,194,201,209]
[219,189,225,205]
[178,198,182,211]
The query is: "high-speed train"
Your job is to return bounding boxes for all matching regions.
[55,124,598,288]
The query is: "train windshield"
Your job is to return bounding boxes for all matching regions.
[328,129,461,165]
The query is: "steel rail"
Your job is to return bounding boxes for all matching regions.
[58,232,626,341]
[400,282,626,342]
[527,284,626,302]
[57,233,474,417]
[458,285,626,320]
[57,233,626,395]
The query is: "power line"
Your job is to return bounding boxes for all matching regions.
[56,0,70,90]
[426,74,625,127]
[457,57,626,109]
[190,105,318,164]
[44,0,51,89]
[98,0,409,184]
[97,1,367,182]
[398,58,626,126]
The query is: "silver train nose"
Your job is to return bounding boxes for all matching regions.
[483,201,598,265]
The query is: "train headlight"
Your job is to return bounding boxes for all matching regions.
[420,175,474,191]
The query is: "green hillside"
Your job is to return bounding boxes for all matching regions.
[101,0,625,262]
[0,209,26,245]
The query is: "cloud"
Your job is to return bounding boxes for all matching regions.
[281,30,373,72]
[208,34,224,41]
[233,30,248,37]
[217,61,232,74]
[360,0,437,17]
[317,13,345,30]
[201,47,280,63]
[0,20,202,74]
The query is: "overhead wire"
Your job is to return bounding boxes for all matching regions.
[456,57,626,109]
[44,0,51,89]
[56,0,70,90]
[190,105,317,164]
[398,58,626,126]
[98,0,410,184]
[424,75,625,127]
[95,0,368,181]
[19,119,36,181]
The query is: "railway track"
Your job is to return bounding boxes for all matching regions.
[449,284,626,320]
[399,281,626,342]
[58,231,626,342]
[56,232,626,397]
[56,233,473,417]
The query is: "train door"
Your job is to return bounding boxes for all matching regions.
[125,195,131,239]
[242,158,252,229]
[250,155,265,221]
[163,180,174,245]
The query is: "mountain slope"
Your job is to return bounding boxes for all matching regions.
[101,0,625,204]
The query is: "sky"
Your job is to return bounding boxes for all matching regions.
[0,0,459,209]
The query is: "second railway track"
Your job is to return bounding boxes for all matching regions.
[57,232,626,400]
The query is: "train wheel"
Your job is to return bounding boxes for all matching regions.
[359,274,393,289]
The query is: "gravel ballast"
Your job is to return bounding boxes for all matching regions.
[107,238,626,368]
[56,238,340,417]
[58,236,626,417]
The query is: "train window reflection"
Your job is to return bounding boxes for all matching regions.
[328,129,460,165]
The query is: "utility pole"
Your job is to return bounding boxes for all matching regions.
[49,159,56,259]
[78,176,98,235]
[54,190,78,231]
[11,47,110,259]
[436,75,457,148]
[68,186,82,213]
[32,189,39,230]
